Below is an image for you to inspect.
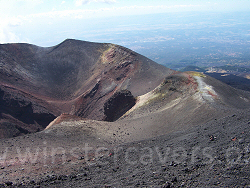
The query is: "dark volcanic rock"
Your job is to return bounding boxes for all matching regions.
[104,90,136,122]
[0,87,55,126]
[0,39,173,138]
[0,86,57,138]
[0,40,250,188]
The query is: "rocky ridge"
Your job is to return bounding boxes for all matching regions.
[0,39,250,187]
[0,39,173,138]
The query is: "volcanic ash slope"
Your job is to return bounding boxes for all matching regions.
[45,71,250,144]
[0,39,174,138]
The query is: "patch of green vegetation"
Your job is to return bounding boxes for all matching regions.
[145,93,166,105]
[187,71,206,77]
[99,44,115,64]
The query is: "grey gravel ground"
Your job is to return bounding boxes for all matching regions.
[1,109,249,187]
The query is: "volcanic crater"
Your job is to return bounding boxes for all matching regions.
[0,39,250,187]
[0,39,174,138]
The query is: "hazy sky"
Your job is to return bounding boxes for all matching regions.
[1,0,250,46]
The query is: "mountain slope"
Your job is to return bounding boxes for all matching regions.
[0,39,174,138]
[44,71,250,144]
[1,40,250,187]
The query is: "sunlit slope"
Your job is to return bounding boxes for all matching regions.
[45,72,250,143]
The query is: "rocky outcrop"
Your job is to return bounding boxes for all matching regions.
[103,90,136,122]
[0,86,57,138]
